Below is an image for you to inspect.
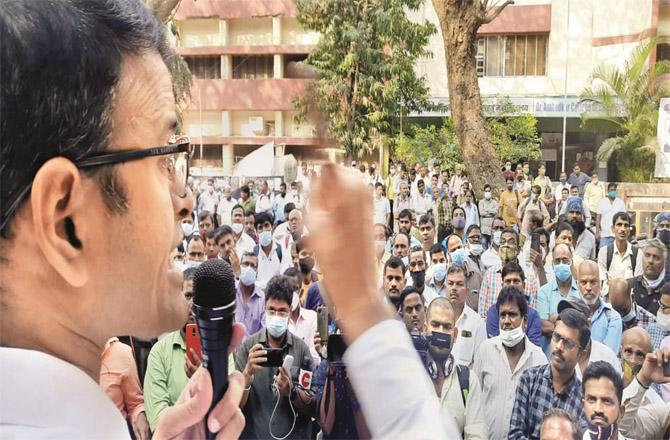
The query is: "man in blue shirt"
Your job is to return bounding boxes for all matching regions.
[577,260,622,354]
[537,243,581,358]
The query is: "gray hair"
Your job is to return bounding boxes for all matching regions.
[541,408,582,440]
[643,238,667,260]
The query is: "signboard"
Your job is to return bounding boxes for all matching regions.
[656,97,670,178]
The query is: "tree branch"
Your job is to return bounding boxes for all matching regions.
[481,0,513,24]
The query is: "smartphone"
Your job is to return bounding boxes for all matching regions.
[260,347,284,368]
[327,334,347,364]
[317,306,329,342]
[184,323,202,364]
[531,232,541,253]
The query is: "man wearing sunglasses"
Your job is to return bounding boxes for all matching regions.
[0,0,245,438]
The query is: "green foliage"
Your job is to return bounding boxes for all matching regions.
[295,0,436,157]
[580,37,670,182]
[394,114,541,170]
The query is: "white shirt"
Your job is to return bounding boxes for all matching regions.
[575,340,623,379]
[235,231,256,259]
[597,241,644,296]
[0,347,130,438]
[410,192,432,216]
[481,247,501,271]
[597,197,626,238]
[343,320,455,439]
[452,305,487,366]
[372,196,391,225]
[461,202,481,230]
[439,361,488,439]
[255,193,273,214]
[198,189,219,213]
[288,307,319,365]
[620,376,670,439]
[256,242,284,290]
[216,196,237,226]
[473,336,548,440]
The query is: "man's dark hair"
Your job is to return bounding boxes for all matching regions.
[570,185,579,191]
[430,243,445,257]
[241,185,250,196]
[254,211,273,228]
[244,210,255,218]
[557,308,591,350]
[215,225,233,243]
[183,267,196,282]
[205,229,218,241]
[399,286,424,310]
[384,256,406,276]
[374,182,384,190]
[531,185,542,193]
[466,224,481,236]
[533,227,550,245]
[0,0,174,239]
[446,264,466,278]
[418,214,435,227]
[398,209,412,220]
[582,360,624,405]
[607,182,617,191]
[561,187,569,194]
[556,221,575,238]
[501,227,519,245]
[541,408,582,440]
[265,275,293,306]
[505,177,515,184]
[282,267,303,285]
[452,206,465,219]
[393,231,411,246]
[483,184,491,191]
[612,211,631,227]
[416,179,425,187]
[501,261,526,282]
[199,211,214,223]
[231,204,245,216]
[284,202,296,216]
[496,286,528,318]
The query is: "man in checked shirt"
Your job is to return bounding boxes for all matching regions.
[508,308,589,439]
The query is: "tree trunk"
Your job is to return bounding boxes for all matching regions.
[431,0,508,197]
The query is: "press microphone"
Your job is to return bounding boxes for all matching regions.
[192,258,237,439]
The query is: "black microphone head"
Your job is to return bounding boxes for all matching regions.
[193,259,236,308]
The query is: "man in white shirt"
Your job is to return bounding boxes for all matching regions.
[461,189,480,231]
[254,180,273,214]
[0,2,246,437]
[231,204,256,259]
[583,173,606,218]
[216,184,237,226]
[253,212,284,290]
[481,217,505,270]
[285,268,320,365]
[596,182,626,249]
[446,265,487,367]
[597,211,643,296]
[372,182,391,225]
[474,287,547,440]
[197,178,219,214]
[411,179,432,217]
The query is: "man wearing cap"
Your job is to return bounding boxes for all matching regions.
[577,260,622,354]
[653,212,670,284]
[556,297,622,380]
[596,182,626,249]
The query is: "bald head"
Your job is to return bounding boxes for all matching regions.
[427,296,454,320]
[608,278,633,316]
[578,260,599,278]
[446,235,463,253]
[578,260,600,306]
[553,243,572,260]
[622,327,653,355]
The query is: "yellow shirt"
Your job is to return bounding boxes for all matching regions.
[499,190,521,226]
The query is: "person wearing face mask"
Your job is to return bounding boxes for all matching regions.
[502,160,516,182]
[581,361,627,440]
[255,180,274,215]
[424,297,487,439]
[608,278,666,347]
[516,175,531,200]
[446,234,483,311]
[230,204,256,259]
[583,173,606,221]
[479,228,540,318]
[451,206,467,241]
[498,177,521,229]
[383,256,407,311]
[474,287,547,440]
[533,164,552,197]
[460,189,480,232]
[197,178,219,214]
[482,217,505,270]
[272,182,289,224]
[184,236,206,270]
[629,238,668,315]
[478,184,499,249]
[465,225,485,273]
[653,212,670,284]
[296,237,321,305]
[253,212,284,290]
[235,252,265,338]
[619,327,657,393]
[216,184,238,226]
[596,183,625,249]
[284,268,320,366]
[236,275,316,440]
[424,244,448,304]
[555,171,571,196]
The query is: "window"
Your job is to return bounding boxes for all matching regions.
[476,34,547,77]
[184,56,221,79]
[658,43,670,62]
[232,55,274,79]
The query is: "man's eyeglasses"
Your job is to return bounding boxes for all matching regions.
[1,137,192,234]
[552,332,578,351]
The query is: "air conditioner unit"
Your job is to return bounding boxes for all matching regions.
[249,116,265,135]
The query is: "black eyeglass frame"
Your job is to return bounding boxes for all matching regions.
[1,140,193,234]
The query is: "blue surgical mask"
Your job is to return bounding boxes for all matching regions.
[259,230,272,247]
[266,314,288,338]
[433,263,447,282]
[450,248,466,266]
[608,190,617,199]
[554,263,572,282]
[622,308,636,323]
[239,266,257,287]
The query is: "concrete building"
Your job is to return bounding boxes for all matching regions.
[175,0,669,180]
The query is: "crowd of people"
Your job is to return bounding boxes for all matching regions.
[104,158,670,440]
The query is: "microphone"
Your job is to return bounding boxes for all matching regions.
[192,259,237,439]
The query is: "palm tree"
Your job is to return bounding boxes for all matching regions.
[580,37,670,182]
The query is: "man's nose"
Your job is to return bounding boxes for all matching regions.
[174,186,195,222]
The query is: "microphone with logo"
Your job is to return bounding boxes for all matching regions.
[192,258,237,439]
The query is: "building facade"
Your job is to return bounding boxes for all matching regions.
[175,0,670,179]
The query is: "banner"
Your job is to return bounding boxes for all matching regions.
[656,98,670,178]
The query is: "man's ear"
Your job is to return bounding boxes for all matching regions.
[30,157,91,287]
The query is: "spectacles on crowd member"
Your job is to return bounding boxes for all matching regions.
[1,136,192,234]
[552,332,578,351]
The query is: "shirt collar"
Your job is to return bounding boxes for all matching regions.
[172,330,186,350]
[258,329,294,348]
[541,363,580,395]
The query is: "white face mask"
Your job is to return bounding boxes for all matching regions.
[468,243,484,257]
[231,223,244,235]
[291,292,300,311]
[493,230,502,246]
[656,310,670,331]
[499,325,525,347]
[484,191,492,200]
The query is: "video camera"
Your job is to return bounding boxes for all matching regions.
[410,330,452,374]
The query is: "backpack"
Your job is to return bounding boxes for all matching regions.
[606,243,638,274]
[253,244,283,261]
[456,365,470,407]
